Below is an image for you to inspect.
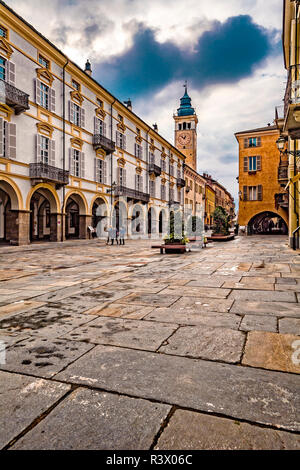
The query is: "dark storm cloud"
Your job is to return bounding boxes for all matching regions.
[96,15,278,99]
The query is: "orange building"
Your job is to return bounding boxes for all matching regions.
[235,125,289,234]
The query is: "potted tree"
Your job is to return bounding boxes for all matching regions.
[210,206,235,241]
[163,212,189,253]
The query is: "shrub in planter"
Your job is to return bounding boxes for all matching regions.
[212,206,230,236]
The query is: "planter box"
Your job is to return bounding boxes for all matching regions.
[208,234,235,242]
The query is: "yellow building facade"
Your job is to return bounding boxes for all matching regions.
[235,125,289,234]
[278,0,300,249]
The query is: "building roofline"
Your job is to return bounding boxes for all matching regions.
[0,0,186,159]
[235,125,278,137]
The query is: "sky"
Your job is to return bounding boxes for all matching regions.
[6,0,287,205]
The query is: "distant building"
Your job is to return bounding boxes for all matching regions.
[235,125,288,235]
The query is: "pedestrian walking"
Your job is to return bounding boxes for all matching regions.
[116,228,120,245]
[106,226,112,245]
[119,226,126,245]
[111,227,116,245]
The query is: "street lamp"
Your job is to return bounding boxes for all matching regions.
[276,135,300,160]
[106,182,117,194]
[276,136,286,152]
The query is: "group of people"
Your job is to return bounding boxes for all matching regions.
[105,226,126,245]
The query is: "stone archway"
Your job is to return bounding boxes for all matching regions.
[248,212,288,235]
[0,178,28,245]
[131,204,144,237]
[29,187,60,242]
[65,192,88,240]
[92,197,108,238]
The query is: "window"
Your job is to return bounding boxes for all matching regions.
[135,144,143,159]
[116,131,126,150]
[161,158,166,172]
[161,185,166,200]
[249,156,257,171]
[73,103,80,127]
[136,127,140,136]
[170,165,174,177]
[150,180,156,198]
[136,174,143,192]
[73,149,80,177]
[97,98,103,108]
[0,26,7,38]
[179,124,182,130]
[149,152,155,165]
[249,138,257,148]
[248,186,257,201]
[96,159,106,184]
[118,114,123,123]
[40,82,49,109]
[72,80,80,91]
[0,56,5,81]
[40,136,49,164]
[39,55,49,69]
[119,167,126,186]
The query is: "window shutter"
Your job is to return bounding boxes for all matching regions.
[7,61,16,86]
[94,158,98,182]
[80,107,85,128]
[140,146,143,159]
[123,168,127,186]
[134,143,137,157]
[94,117,100,134]
[243,186,248,201]
[7,122,16,159]
[117,167,120,185]
[50,88,56,113]
[50,139,55,166]
[140,176,143,192]
[116,131,120,148]
[0,117,3,157]
[69,148,74,176]
[258,185,263,201]
[69,101,74,123]
[257,137,261,147]
[35,79,42,106]
[244,138,249,149]
[135,174,138,190]
[243,157,248,172]
[257,155,261,171]
[103,161,107,184]
[80,152,85,179]
[103,122,107,137]
[123,134,126,150]
[36,134,41,163]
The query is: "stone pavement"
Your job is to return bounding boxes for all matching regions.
[0,235,299,450]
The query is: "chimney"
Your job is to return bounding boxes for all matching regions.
[124,99,132,111]
[85,59,92,76]
[153,123,158,132]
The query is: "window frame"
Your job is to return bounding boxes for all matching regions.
[0,55,6,81]
[40,82,50,110]
[40,135,50,165]
[73,148,80,178]
[38,54,50,70]
[0,25,8,39]
[248,156,257,172]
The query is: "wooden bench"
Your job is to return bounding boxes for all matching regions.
[151,244,187,254]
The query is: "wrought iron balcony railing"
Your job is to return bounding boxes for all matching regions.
[29,163,69,186]
[278,162,289,182]
[93,134,116,154]
[0,79,29,115]
[149,163,161,177]
[114,185,150,204]
[283,64,300,119]
[177,177,186,188]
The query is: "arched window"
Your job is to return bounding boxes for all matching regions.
[183,122,186,130]
[178,124,182,130]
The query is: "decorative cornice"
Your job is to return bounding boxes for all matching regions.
[149,173,156,182]
[0,103,13,121]
[70,90,84,105]
[161,151,167,159]
[0,37,13,59]
[117,121,126,133]
[136,166,142,175]
[96,148,106,159]
[70,137,83,150]
[117,157,126,167]
[95,106,106,120]
[36,122,54,138]
[149,144,155,153]
[36,67,54,86]
[161,178,167,185]
[135,135,143,144]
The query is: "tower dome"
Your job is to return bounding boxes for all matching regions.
[177,83,195,117]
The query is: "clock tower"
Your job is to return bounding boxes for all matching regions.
[174,84,198,171]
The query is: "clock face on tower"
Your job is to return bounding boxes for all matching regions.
[178,132,191,146]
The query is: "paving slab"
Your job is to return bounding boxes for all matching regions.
[62,317,177,351]
[55,345,300,431]
[83,303,154,319]
[158,325,245,363]
[239,315,278,333]
[0,337,94,378]
[119,293,180,307]
[155,410,300,450]
[229,290,296,303]
[0,371,70,449]
[144,308,241,329]
[186,278,240,288]
[223,282,274,291]
[279,318,300,336]
[173,297,234,313]
[231,301,300,318]
[276,278,297,285]
[160,286,231,299]
[11,388,171,450]
[242,331,300,374]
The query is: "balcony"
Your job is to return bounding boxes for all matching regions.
[185,186,191,193]
[275,193,289,210]
[93,134,115,155]
[177,177,186,188]
[0,79,29,115]
[278,162,289,183]
[283,65,300,136]
[149,163,161,177]
[168,200,181,206]
[115,185,150,204]
[30,163,69,188]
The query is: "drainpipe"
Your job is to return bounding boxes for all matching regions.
[110,98,116,226]
[61,58,69,242]
[293,3,300,249]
